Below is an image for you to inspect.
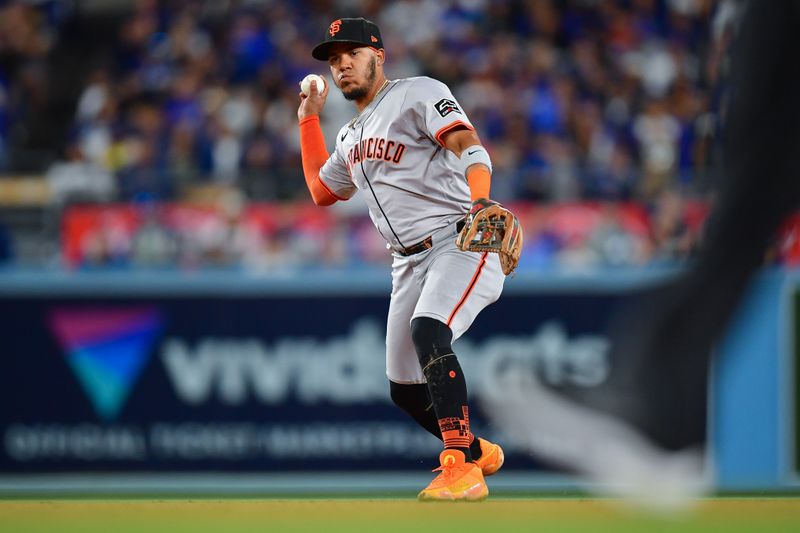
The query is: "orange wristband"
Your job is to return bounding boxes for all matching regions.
[465,165,491,201]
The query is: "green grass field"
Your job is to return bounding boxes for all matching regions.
[2,498,799,533]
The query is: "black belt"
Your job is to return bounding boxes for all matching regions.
[397,219,465,256]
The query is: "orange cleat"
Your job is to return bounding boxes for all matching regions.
[418,449,488,502]
[474,438,504,477]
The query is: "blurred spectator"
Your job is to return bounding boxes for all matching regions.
[0,1,56,170]
[184,189,266,269]
[647,187,696,262]
[45,139,115,205]
[117,135,172,202]
[633,98,682,199]
[585,205,649,267]
[227,11,275,83]
[130,203,179,268]
[74,69,118,170]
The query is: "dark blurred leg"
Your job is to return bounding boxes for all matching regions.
[573,0,800,450]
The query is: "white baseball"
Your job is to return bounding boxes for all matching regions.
[301,74,326,96]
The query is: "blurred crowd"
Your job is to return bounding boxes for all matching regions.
[0,0,740,270]
[61,193,709,272]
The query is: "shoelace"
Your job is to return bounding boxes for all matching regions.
[431,462,467,481]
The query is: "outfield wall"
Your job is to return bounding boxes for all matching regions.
[0,268,796,492]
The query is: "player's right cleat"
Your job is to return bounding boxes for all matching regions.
[417,449,488,502]
[474,438,504,477]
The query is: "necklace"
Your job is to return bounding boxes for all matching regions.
[364,79,390,108]
[351,79,391,123]
[376,79,390,94]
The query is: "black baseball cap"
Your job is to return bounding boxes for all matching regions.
[311,17,384,61]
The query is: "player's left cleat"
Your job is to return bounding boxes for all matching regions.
[417,449,488,502]
[474,438,504,477]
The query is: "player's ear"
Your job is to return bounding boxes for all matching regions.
[376,48,385,66]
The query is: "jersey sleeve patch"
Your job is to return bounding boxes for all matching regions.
[434,98,462,118]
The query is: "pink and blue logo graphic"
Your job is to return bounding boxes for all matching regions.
[48,307,164,420]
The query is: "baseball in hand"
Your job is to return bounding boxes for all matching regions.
[301,74,326,96]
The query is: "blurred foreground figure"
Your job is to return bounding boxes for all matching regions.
[485,0,800,510]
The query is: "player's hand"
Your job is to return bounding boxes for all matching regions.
[297,78,329,121]
[456,198,523,276]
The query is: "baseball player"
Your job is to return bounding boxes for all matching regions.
[297,17,520,501]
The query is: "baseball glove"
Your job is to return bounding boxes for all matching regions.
[456,198,523,275]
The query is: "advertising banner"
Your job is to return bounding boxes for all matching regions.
[0,280,621,475]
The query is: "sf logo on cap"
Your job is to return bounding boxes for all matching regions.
[329,19,342,36]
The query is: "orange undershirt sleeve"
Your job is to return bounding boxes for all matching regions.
[465,165,491,201]
[299,115,340,206]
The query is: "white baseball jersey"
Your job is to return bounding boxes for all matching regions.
[319,76,505,384]
[319,76,474,250]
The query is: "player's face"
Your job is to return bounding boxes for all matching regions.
[327,44,380,101]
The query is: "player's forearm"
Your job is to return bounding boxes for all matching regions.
[299,115,338,206]
[465,164,491,201]
[443,128,492,201]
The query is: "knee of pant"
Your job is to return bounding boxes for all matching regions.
[410,316,453,367]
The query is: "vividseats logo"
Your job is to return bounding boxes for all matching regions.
[48,307,164,421]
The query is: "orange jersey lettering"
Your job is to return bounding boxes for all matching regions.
[348,136,406,166]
